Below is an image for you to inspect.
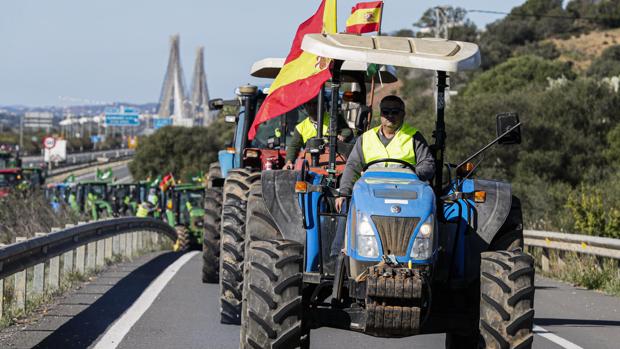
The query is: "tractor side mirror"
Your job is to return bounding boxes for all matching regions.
[496,112,521,145]
[224,115,238,123]
[209,98,224,110]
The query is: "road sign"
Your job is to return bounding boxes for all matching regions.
[105,114,140,126]
[153,117,173,129]
[105,106,140,126]
[43,137,56,149]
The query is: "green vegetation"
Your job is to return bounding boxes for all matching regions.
[0,192,79,244]
[397,0,620,237]
[529,247,620,297]
[129,118,234,182]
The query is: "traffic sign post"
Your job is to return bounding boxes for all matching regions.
[43,137,56,150]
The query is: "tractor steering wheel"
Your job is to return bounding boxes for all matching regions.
[362,158,417,173]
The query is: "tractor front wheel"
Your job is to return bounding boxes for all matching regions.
[241,240,306,349]
[174,226,190,252]
[203,187,222,283]
[219,169,260,324]
[479,250,535,349]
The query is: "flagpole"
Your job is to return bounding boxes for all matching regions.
[366,2,384,131]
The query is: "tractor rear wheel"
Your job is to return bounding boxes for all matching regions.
[219,168,260,324]
[480,250,535,349]
[174,226,190,252]
[203,187,222,283]
[241,240,306,349]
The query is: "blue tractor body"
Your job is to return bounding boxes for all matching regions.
[345,170,436,265]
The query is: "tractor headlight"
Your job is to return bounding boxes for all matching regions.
[356,214,379,258]
[411,214,434,260]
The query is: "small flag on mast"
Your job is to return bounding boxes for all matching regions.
[346,1,383,34]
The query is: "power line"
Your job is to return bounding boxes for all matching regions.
[467,9,620,22]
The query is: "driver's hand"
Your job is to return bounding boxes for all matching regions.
[335,197,346,212]
[337,135,346,142]
[283,161,294,170]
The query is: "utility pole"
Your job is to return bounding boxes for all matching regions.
[19,114,24,151]
[433,6,452,106]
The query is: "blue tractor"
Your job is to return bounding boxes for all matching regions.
[239,35,534,349]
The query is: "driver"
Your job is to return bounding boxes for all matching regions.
[335,95,435,212]
[283,95,352,169]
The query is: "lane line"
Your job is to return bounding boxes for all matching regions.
[92,251,199,349]
[534,325,584,349]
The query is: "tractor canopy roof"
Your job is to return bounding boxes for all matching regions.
[172,184,204,191]
[301,34,480,73]
[79,180,108,185]
[251,57,397,83]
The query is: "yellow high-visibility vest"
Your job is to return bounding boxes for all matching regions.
[295,114,330,143]
[362,124,418,166]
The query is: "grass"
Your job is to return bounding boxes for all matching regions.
[528,246,620,297]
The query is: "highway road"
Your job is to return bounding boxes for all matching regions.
[22,149,134,168]
[70,162,133,183]
[1,251,618,349]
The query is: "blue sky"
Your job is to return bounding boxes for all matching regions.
[0,0,527,107]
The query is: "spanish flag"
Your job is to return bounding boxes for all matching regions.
[248,0,337,140]
[346,1,383,34]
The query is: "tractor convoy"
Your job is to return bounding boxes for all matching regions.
[15,25,534,349]
[197,30,533,348]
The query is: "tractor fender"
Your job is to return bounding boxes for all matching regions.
[260,170,306,244]
[473,179,512,244]
[217,150,235,178]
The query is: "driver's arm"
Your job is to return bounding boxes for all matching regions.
[413,133,435,182]
[336,113,353,142]
[285,128,304,163]
[339,137,364,196]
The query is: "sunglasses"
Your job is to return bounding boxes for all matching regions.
[381,108,403,116]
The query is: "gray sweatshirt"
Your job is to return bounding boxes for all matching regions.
[339,127,435,196]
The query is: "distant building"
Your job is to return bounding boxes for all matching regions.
[24,111,54,131]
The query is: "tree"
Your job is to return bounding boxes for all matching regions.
[129,119,234,181]
[462,55,575,97]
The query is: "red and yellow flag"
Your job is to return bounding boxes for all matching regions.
[248,0,337,140]
[345,1,383,34]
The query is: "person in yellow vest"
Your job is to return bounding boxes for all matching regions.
[335,95,435,213]
[284,96,352,169]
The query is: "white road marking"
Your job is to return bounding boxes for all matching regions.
[92,251,199,349]
[534,325,584,349]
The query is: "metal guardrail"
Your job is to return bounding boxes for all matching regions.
[0,217,176,319]
[524,230,620,259]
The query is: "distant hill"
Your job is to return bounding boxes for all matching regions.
[549,28,620,71]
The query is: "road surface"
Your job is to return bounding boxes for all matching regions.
[1,252,618,349]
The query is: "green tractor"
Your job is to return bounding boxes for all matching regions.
[76,180,113,220]
[109,183,139,216]
[164,184,206,252]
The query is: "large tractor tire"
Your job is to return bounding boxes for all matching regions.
[203,188,222,283]
[241,240,306,349]
[174,226,190,252]
[208,162,222,186]
[240,181,284,340]
[219,169,260,324]
[480,250,535,349]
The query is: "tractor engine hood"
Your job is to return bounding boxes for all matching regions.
[349,170,436,261]
[352,171,435,218]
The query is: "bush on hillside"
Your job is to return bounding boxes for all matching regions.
[462,55,575,97]
[587,45,620,78]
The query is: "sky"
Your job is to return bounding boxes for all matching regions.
[0,0,527,107]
